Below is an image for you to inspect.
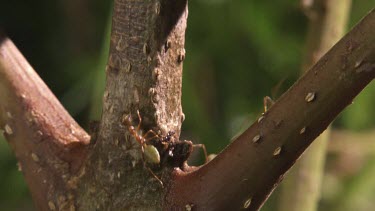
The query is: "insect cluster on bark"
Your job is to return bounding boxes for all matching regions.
[121,110,202,185]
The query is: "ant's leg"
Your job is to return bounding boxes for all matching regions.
[193,144,208,163]
[140,144,146,161]
[145,136,159,145]
[140,144,163,187]
[263,96,275,112]
[143,130,159,145]
[145,167,164,187]
[143,130,159,140]
[136,110,142,132]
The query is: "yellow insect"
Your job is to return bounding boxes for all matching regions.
[122,110,162,185]
[122,110,209,186]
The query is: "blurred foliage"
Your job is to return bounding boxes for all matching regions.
[1,0,375,210]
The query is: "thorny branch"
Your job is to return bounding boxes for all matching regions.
[166,8,375,211]
[279,0,352,210]
[0,34,90,210]
[0,1,375,211]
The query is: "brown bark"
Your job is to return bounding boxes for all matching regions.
[1,0,189,209]
[0,1,375,211]
[166,8,375,211]
[278,1,351,211]
[0,34,90,210]
[75,0,189,209]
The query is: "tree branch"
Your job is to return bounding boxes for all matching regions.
[2,1,374,210]
[166,8,375,211]
[0,34,90,210]
[278,1,351,210]
[75,0,189,209]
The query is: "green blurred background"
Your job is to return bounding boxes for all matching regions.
[1,0,375,210]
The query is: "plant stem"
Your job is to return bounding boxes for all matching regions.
[278,1,351,211]
[167,6,374,210]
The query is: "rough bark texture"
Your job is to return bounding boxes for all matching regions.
[0,35,90,210]
[166,8,375,211]
[1,0,188,209]
[278,1,351,211]
[1,1,375,211]
[75,0,188,210]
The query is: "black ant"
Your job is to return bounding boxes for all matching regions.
[122,110,208,186]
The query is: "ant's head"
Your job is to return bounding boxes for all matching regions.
[122,114,132,126]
